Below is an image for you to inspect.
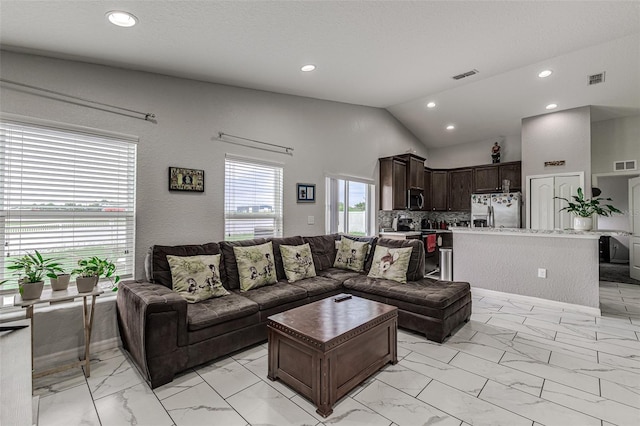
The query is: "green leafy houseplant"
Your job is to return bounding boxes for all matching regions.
[72,256,120,292]
[555,187,622,218]
[6,250,64,298]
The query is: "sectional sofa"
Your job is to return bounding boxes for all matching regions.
[116,234,471,388]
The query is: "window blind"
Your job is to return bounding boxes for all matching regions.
[224,156,283,241]
[0,120,137,289]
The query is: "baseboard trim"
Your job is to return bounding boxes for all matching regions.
[471,287,602,317]
[34,337,121,370]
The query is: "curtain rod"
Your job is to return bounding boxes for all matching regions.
[218,132,294,156]
[0,78,156,122]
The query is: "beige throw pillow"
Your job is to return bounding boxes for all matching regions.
[234,242,278,292]
[367,246,413,283]
[280,243,316,283]
[333,238,369,272]
[167,254,229,303]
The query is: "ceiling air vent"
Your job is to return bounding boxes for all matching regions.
[588,72,605,85]
[613,160,637,171]
[452,69,479,80]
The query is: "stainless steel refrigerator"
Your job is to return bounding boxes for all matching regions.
[471,192,522,228]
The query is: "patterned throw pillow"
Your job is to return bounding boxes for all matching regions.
[167,254,229,303]
[233,242,278,292]
[367,246,413,283]
[280,243,316,283]
[333,238,369,272]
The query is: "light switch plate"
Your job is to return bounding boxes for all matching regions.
[307,216,315,225]
[537,268,547,278]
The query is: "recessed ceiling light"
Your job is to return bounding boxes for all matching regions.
[546,103,558,110]
[301,64,316,72]
[426,102,436,108]
[446,124,455,130]
[107,11,138,27]
[538,69,553,78]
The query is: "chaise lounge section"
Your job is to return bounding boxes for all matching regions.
[117,234,471,388]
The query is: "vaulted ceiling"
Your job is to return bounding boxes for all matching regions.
[1,1,638,148]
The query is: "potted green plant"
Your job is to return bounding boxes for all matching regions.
[555,187,622,231]
[6,250,64,300]
[49,268,71,291]
[72,256,120,293]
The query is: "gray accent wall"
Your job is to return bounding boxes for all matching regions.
[521,106,592,198]
[591,115,640,175]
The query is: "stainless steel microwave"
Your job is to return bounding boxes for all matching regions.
[407,189,424,210]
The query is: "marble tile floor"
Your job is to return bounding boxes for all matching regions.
[35,281,640,426]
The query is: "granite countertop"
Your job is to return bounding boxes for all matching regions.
[450,227,631,239]
[379,231,422,237]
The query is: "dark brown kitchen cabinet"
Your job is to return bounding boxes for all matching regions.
[430,170,448,211]
[379,157,407,210]
[396,154,425,190]
[474,166,500,192]
[472,161,522,193]
[499,162,521,191]
[422,168,432,211]
[449,168,473,211]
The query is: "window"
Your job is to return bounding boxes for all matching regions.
[326,176,375,236]
[224,155,283,241]
[0,118,137,290]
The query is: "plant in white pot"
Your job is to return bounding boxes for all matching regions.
[50,267,71,291]
[555,187,622,231]
[6,251,64,300]
[72,256,120,293]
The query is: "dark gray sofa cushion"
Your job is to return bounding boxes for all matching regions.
[343,275,470,309]
[269,236,305,281]
[219,238,269,290]
[316,267,362,283]
[187,292,259,331]
[288,276,344,297]
[375,238,425,281]
[303,234,339,271]
[235,282,307,310]
[151,243,222,289]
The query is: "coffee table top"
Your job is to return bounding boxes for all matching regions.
[267,294,397,350]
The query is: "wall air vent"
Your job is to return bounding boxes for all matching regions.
[588,72,605,85]
[452,69,479,80]
[613,160,637,171]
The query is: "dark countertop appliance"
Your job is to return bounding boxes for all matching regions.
[397,218,413,231]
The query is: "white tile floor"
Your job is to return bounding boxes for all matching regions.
[35,281,640,426]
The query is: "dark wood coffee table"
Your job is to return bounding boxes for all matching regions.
[267,294,397,417]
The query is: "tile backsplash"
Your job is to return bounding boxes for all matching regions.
[378,210,471,231]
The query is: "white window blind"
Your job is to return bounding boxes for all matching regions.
[224,156,283,241]
[0,119,137,289]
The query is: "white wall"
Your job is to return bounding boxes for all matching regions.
[591,115,640,175]
[596,175,637,261]
[521,106,592,204]
[0,50,426,359]
[427,134,521,169]
[453,231,600,309]
[0,50,426,280]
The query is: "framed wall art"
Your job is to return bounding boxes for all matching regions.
[297,183,315,203]
[169,167,204,192]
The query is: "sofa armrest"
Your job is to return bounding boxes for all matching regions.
[116,280,188,384]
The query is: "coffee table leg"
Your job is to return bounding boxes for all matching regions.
[267,329,276,381]
[316,355,333,418]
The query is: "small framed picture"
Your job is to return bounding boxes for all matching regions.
[297,183,315,203]
[169,167,204,192]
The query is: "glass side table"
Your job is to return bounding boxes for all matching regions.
[14,286,104,379]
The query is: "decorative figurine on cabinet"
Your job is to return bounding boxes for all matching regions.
[491,141,501,163]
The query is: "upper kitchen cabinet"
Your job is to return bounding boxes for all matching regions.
[448,168,473,211]
[422,168,432,211]
[379,157,407,210]
[472,161,521,193]
[499,162,521,191]
[430,170,448,211]
[396,154,426,190]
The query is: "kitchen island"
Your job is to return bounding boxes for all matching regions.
[450,228,630,313]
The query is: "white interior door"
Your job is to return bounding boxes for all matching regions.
[630,177,640,281]
[530,177,555,230]
[555,175,581,230]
